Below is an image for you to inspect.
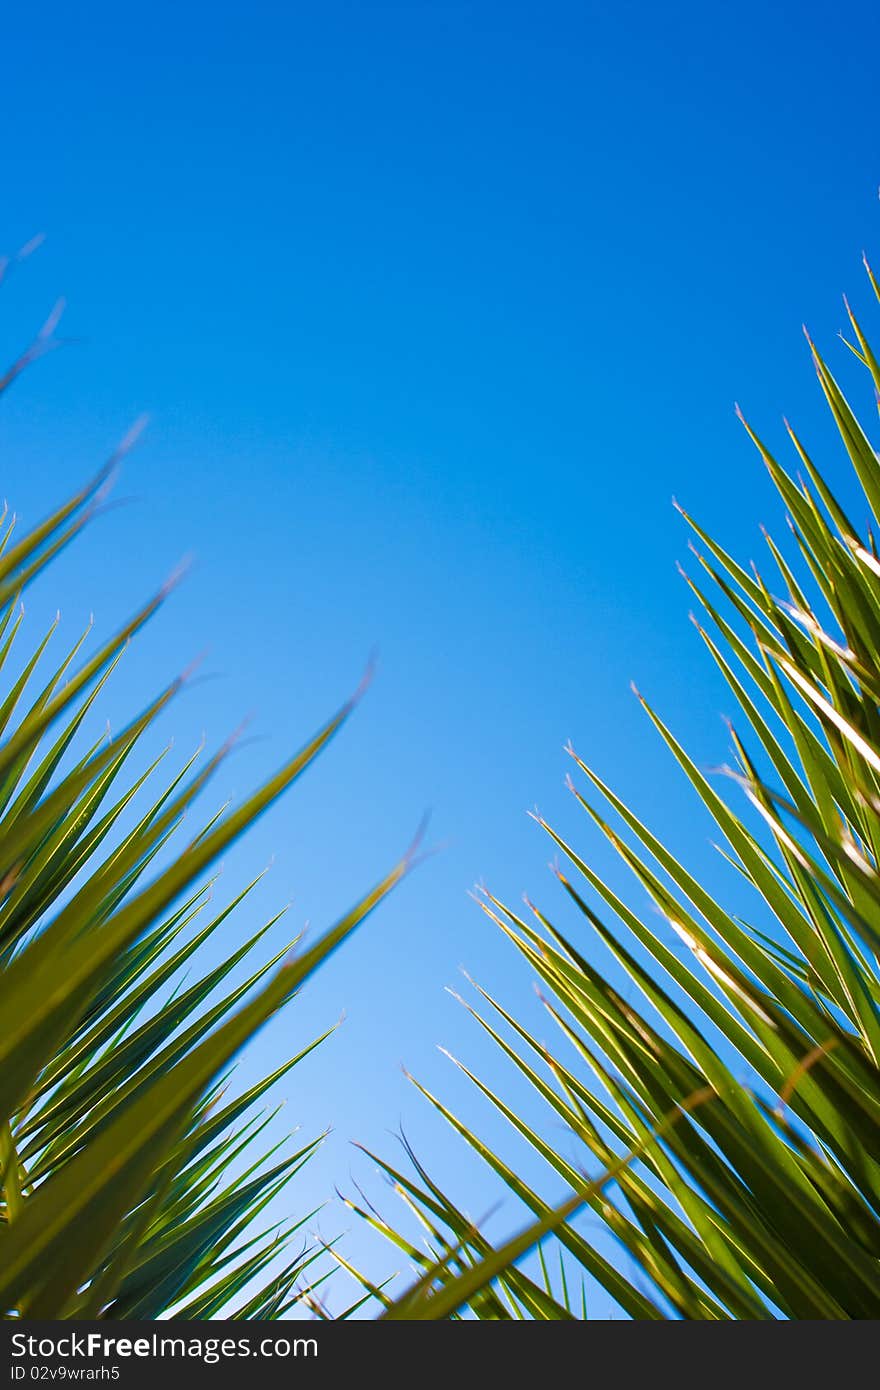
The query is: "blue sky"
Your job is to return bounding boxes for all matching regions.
[2,0,880,1314]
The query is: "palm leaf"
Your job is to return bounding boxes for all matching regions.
[0,274,408,1319]
[363,252,880,1319]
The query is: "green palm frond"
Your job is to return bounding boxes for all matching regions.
[0,283,409,1319]
[364,254,880,1319]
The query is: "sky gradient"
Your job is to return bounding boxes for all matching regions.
[3,0,880,1314]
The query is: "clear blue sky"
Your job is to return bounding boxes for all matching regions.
[3,0,879,1315]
